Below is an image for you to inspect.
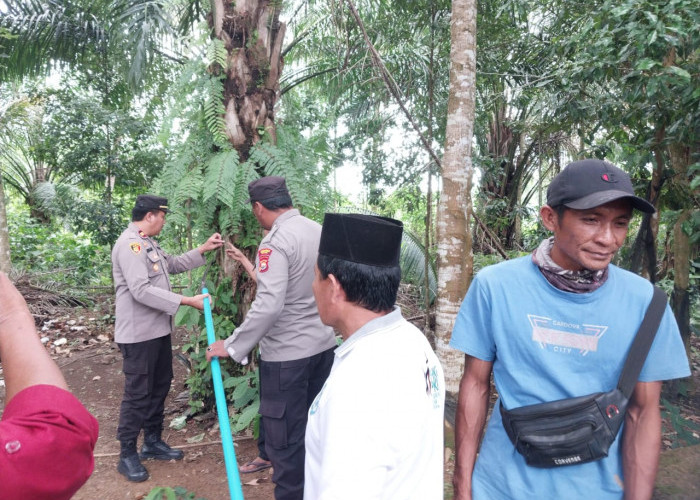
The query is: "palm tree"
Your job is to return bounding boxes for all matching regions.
[0,0,175,88]
[0,96,63,221]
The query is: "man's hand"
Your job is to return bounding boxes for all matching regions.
[225,242,256,281]
[198,233,224,254]
[206,339,228,361]
[180,293,213,310]
[225,242,246,262]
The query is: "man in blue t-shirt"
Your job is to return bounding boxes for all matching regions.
[450,159,690,500]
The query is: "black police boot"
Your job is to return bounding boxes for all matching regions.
[117,440,149,482]
[140,429,184,461]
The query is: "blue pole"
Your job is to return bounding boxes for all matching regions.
[202,288,245,500]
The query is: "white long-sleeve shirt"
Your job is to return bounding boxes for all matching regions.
[304,308,445,500]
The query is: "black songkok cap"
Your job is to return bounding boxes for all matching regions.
[134,194,169,213]
[319,213,403,267]
[247,176,290,203]
[547,159,655,213]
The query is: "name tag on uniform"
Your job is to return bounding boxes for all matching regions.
[147,250,160,263]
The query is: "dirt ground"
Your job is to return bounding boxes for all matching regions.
[1,299,699,500]
[66,329,276,500]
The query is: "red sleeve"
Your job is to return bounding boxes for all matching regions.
[1,384,99,500]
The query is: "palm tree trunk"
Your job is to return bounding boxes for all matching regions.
[210,0,285,160]
[435,0,477,394]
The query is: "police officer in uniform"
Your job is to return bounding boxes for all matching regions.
[112,194,223,482]
[207,177,336,500]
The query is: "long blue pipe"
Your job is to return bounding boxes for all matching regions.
[202,288,245,500]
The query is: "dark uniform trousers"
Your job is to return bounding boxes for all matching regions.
[117,335,174,442]
[260,346,335,500]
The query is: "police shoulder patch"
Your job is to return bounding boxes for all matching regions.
[130,242,142,254]
[258,248,272,273]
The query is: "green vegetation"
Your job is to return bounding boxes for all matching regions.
[145,486,207,500]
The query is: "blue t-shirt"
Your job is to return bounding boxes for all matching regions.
[449,256,690,500]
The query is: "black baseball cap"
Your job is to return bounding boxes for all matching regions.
[134,194,169,213]
[547,159,655,213]
[247,176,290,203]
[319,213,403,267]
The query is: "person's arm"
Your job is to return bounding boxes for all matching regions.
[453,355,493,500]
[226,242,256,282]
[207,242,288,363]
[180,293,213,311]
[622,380,662,500]
[0,272,68,403]
[165,232,223,275]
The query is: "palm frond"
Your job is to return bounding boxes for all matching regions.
[0,0,107,81]
[204,77,228,147]
[110,0,177,87]
[203,149,239,208]
[245,141,314,209]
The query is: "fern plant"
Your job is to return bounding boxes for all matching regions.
[153,26,336,431]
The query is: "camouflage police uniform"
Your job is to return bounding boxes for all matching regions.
[224,208,336,500]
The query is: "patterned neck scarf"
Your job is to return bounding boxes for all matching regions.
[531,237,608,293]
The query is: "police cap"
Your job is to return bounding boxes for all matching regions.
[247,176,290,203]
[134,194,169,213]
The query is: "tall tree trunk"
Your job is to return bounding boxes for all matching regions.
[668,144,692,348]
[0,174,11,273]
[424,1,437,338]
[665,143,693,398]
[210,0,285,161]
[629,143,664,279]
[435,0,477,394]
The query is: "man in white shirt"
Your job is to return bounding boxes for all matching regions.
[304,213,445,500]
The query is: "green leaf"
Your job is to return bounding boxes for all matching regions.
[231,379,251,400]
[233,387,257,407]
[232,400,260,432]
[636,59,658,71]
[647,30,658,45]
[643,11,658,24]
[667,66,691,81]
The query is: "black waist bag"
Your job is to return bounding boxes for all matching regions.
[500,286,667,468]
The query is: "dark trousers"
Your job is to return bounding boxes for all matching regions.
[116,335,174,442]
[257,424,268,460]
[257,359,268,461]
[260,347,334,500]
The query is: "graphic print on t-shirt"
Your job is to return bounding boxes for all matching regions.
[528,315,608,355]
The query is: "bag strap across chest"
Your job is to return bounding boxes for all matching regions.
[616,285,667,399]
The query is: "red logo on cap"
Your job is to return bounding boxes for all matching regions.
[601,173,615,183]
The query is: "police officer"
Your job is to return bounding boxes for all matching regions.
[112,194,223,482]
[207,177,336,500]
